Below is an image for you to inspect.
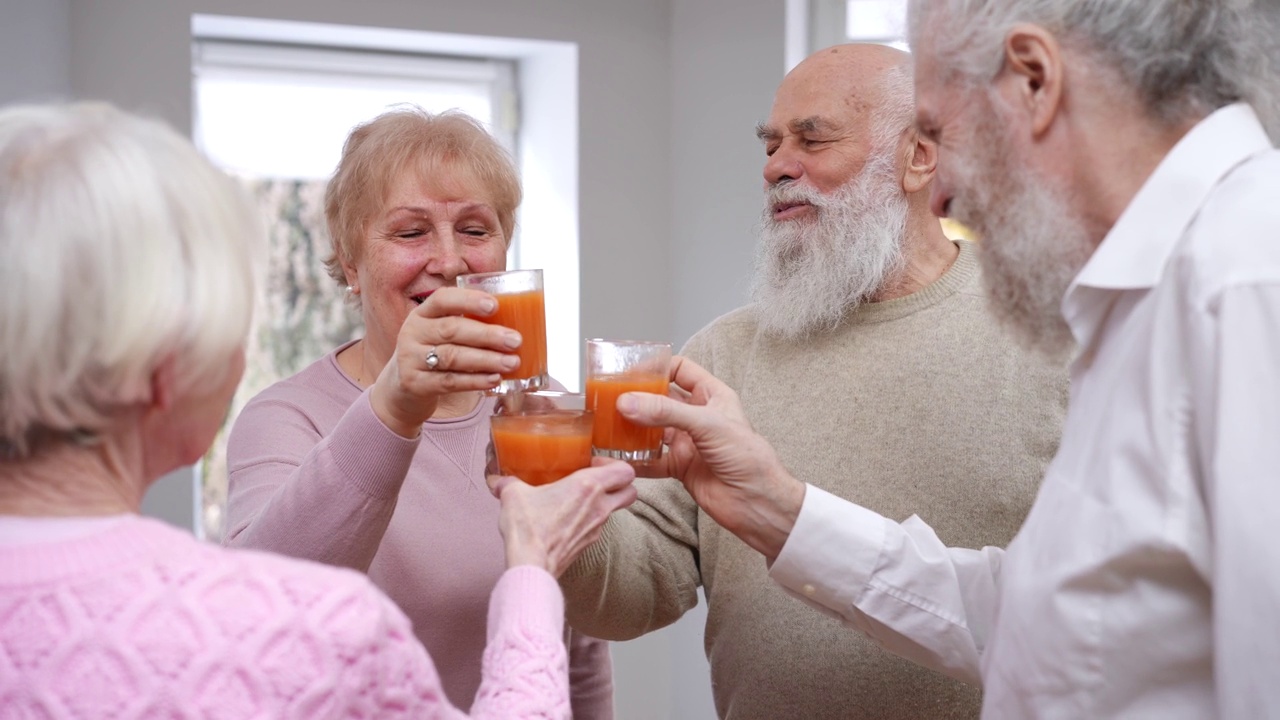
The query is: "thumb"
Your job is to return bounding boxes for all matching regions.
[489,474,523,499]
[617,390,703,434]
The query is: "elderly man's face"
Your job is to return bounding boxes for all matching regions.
[911,46,1090,358]
[751,89,909,339]
[757,72,880,219]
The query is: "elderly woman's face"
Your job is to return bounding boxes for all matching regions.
[347,167,508,348]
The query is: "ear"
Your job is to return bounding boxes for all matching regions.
[1000,23,1064,138]
[901,128,937,195]
[148,354,179,414]
[340,253,360,292]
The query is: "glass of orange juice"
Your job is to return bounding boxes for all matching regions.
[585,339,672,463]
[457,268,549,393]
[488,391,594,486]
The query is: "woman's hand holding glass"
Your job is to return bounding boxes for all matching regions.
[492,458,638,577]
[368,286,520,437]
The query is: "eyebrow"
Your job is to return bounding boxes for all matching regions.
[755,116,834,142]
[386,202,494,216]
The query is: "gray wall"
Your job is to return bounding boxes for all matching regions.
[0,0,71,104]
[1,0,786,717]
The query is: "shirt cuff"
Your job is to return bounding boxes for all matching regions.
[769,484,888,617]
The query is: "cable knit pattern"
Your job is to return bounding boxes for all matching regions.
[0,515,571,719]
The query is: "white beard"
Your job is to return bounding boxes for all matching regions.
[947,99,1093,360]
[751,159,909,340]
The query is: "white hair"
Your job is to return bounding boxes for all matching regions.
[0,102,263,458]
[907,0,1279,142]
[752,153,909,340]
[869,60,918,154]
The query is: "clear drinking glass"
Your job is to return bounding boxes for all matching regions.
[585,338,672,463]
[488,391,594,486]
[457,268,548,393]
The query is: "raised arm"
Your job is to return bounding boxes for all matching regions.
[617,355,1006,682]
[558,477,702,641]
[224,389,415,571]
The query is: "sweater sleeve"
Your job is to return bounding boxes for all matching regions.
[466,566,575,719]
[338,566,571,720]
[555,324,721,640]
[223,388,420,572]
[558,478,702,640]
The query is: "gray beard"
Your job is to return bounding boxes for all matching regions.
[750,162,909,341]
[948,101,1092,361]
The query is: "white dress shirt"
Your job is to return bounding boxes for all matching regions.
[769,104,1280,718]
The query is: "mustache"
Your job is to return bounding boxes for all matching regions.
[764,182,830,211]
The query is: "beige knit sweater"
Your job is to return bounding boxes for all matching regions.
[561,241,1069,719]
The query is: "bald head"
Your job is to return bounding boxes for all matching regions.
[785,43,911,106]
[757,43,916,197]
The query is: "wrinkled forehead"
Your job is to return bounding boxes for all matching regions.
[768,74,874,133]
[381,155,495,209]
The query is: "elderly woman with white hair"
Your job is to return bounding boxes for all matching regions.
[0,101,636,719]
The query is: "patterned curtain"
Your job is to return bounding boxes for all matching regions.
[201,178,363,542]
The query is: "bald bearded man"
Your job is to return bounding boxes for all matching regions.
[559,44,1068,720]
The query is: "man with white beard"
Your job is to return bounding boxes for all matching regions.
[607,2,1280,718]
[559,44,1066,720]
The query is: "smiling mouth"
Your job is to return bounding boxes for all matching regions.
[772,201,813,220]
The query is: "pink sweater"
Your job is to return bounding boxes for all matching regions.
[0,514,572,718]
[223,343,611,716]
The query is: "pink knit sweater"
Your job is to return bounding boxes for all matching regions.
[0,514,572,718]
[223,343,611,716]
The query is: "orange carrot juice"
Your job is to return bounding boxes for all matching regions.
[477,289,547,382]
[586,374,668,453]
[490,411,594,486]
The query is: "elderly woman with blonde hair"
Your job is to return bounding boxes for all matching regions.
[223,106,619,716]
[0,101,635,719]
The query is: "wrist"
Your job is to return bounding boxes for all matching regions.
[747,461,806,563]
[369,384,431,439]
[505,541,553,576]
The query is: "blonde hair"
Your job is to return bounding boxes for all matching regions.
[0,102,262,458]
[322,107,521,286]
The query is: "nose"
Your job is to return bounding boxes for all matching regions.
[929,182,953,219]
[426,233,471,279]
[763,147,803,187]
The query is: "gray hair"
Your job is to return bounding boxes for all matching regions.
[869,60,918,154]
[907,0,1279,141]
[0,102,262,458]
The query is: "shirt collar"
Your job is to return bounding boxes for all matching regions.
[1062,103,1273,348]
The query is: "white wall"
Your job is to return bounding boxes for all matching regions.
[6,0,787,716]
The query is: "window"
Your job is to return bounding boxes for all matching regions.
[191,16,579,541]
[790,0,908,70]
[194,40,518,178]
[844,0,908,48]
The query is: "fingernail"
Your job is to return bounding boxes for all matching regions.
[504,331,522,349]
[617,394,636,414]
[481,298,497,313]
[502,355,520,370]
